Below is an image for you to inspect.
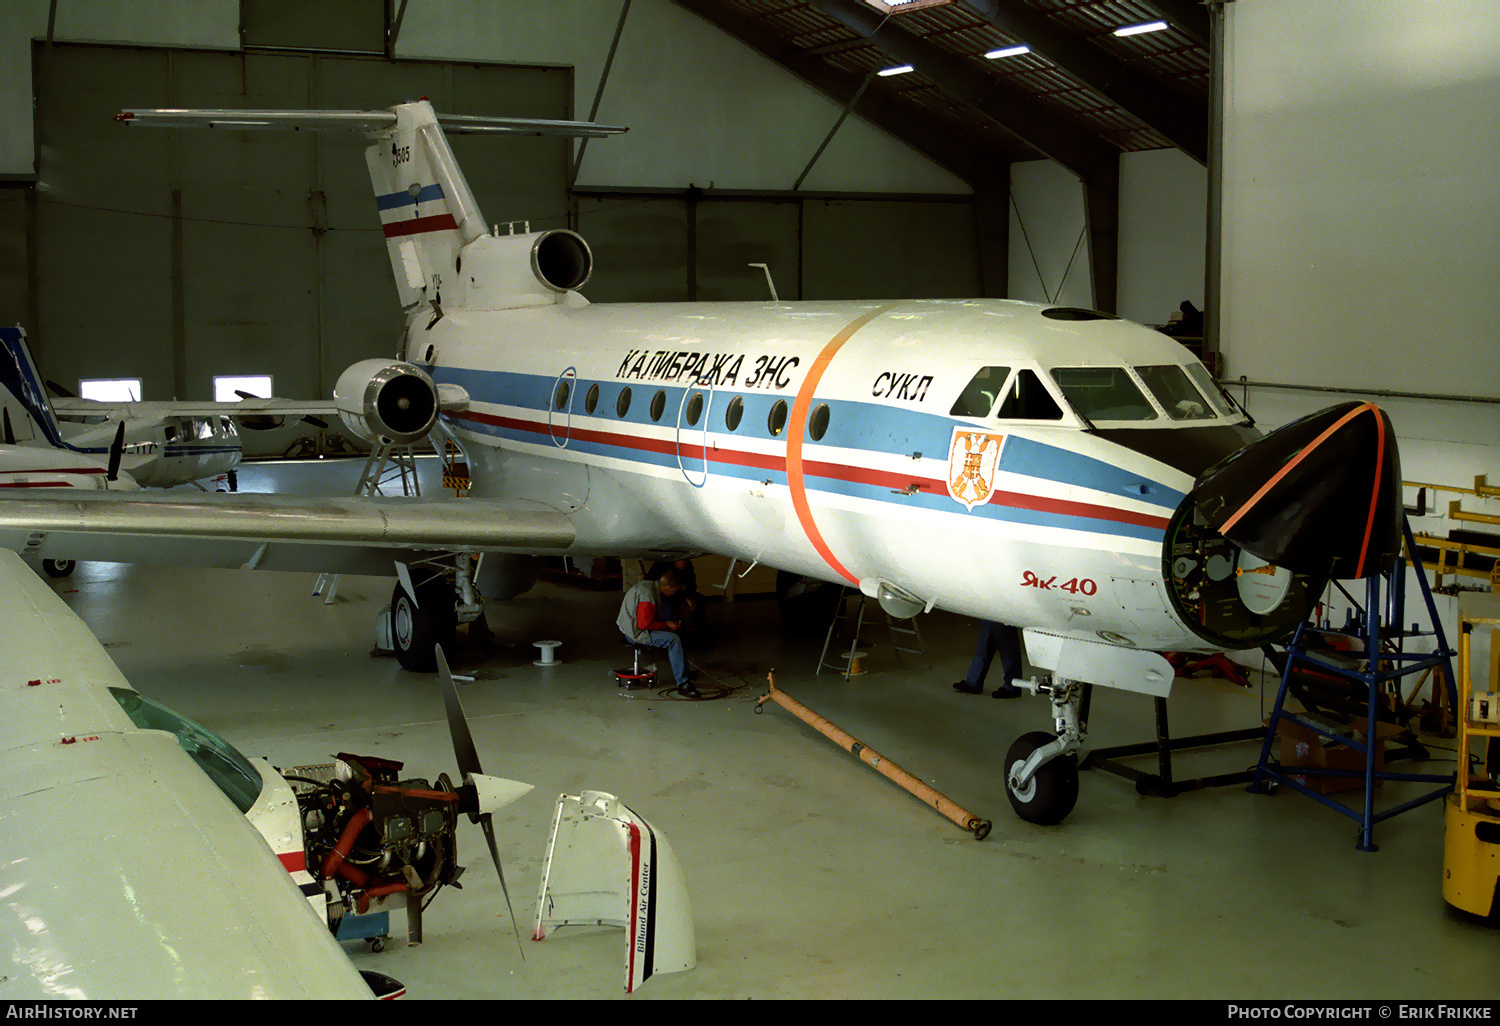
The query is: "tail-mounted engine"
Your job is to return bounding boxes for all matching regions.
[454,228,592,310]
[334,358,465,446]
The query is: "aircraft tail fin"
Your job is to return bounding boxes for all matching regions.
[366,101,485,313]
[118,103,625,316]
[0,326,67,448]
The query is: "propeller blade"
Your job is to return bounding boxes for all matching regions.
[436,644,529,957]
[480,813,525,960]
[436,644,484,781]
[234,389,261,400]
[106,422,125,482]
[45,379,77,399]
[3,408,13,445]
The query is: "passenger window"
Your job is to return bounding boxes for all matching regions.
[584,383,600,414]
[616,386,632,417]
[950,366,1010,417]
[995,370,1064,421]
[1135,365,1214,421]
[1050,367,1157,421]
[554,380,570,411]
[808,403,831,442]
[767,399,788,437]
[725,396,744,431]
[685,391,704,427]
[650,390,666,422]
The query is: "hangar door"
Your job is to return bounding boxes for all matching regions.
[30,42,573,405]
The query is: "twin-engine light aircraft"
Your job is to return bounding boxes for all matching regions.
[0,100,1401,825]
[1,325,342,488]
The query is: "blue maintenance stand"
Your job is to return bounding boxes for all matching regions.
[336,909,393,952]
[1249,517,1458,851]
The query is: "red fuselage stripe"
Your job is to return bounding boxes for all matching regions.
[452,409,1169,531]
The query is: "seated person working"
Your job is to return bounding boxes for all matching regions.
[645,558,705,638]
[617,569,699,698]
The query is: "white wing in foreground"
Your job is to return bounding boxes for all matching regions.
[0,550,372,999]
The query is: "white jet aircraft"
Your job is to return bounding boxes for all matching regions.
[0,101,1402,825]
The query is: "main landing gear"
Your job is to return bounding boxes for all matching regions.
[390,555,485,672]
[1004,677,1086,825]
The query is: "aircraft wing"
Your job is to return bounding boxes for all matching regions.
[0,491,576,572]
[0,549,373,999]
[49,397,339,418]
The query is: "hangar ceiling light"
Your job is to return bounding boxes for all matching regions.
[862,0,953,14]
[1114,20,1170,38]
[985,45,1031,60]
[877,63,915,76]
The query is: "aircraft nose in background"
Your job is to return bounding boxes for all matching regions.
[1191,401,1402,580]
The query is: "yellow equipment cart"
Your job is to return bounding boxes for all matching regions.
[1443,591,1500,917]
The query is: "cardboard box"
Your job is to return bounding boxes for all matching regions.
[1274,714,1403,794]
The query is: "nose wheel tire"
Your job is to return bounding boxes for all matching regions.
[42,559,74,579]
[1005,730,1080,825]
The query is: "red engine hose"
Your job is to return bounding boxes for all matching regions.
[321,807,372,887]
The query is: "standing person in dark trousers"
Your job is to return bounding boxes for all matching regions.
[953,619,1024,698]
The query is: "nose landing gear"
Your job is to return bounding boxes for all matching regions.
[1004,677,1086,825]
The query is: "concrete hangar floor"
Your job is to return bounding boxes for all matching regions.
[52,543,1499,999]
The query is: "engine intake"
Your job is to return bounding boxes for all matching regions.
[334,359,440,446]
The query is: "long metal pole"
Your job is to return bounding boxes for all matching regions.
[756,671,991,839]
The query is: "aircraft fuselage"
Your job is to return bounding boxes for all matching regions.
[421,297,1307,654]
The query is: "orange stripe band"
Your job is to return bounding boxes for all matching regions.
[1218,402,1378,536]
[786,302,910,585]
[1355,405,1387,577]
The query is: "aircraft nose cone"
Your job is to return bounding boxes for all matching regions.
[1192,402,1402,580]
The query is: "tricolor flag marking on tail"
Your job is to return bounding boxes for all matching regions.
[376,184,458,239]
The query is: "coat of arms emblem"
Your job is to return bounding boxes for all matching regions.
[947,429,1005,511]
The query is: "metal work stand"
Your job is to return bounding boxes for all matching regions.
[817,587,931,680]
[1248,517,1458,851]
[1081,694,1264,797]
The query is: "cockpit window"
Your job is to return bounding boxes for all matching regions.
[109,687,264,813]
[995,369,1064,420]
[950,366,1010,418]
[1182,362,1238,417]
[1135,365,1216,421]
[1050,367,1157,421]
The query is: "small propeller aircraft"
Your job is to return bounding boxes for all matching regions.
[0,543,533,998]
[2,325,342,487]
[0,100,1403,825]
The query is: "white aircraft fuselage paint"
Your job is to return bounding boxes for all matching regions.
[422,298,1208,651]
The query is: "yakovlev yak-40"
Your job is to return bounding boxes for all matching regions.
[0,101,1403,825]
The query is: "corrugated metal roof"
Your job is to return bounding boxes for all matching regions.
[708,0,1210,166]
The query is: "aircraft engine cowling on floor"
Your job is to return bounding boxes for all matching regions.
[333,359,444,446]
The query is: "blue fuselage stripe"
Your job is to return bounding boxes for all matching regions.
[434,366,1183,543]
